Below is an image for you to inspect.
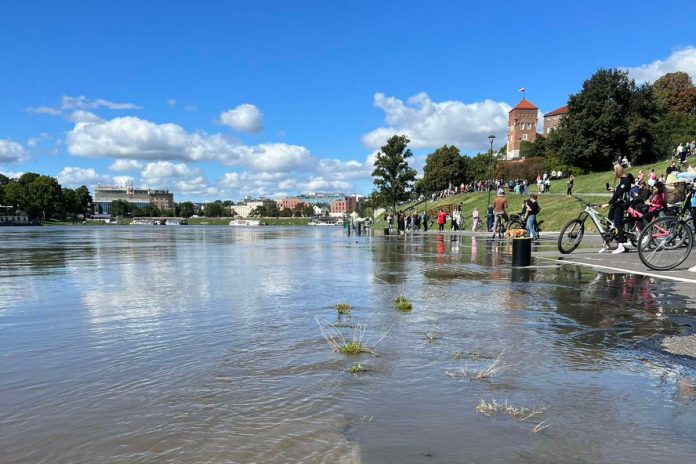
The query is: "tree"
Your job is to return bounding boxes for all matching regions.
[135,205,162,217]
[74,186,92,216]
[178,201,195,218]
[653,71,696,114]
[418,145,469,193]
[551,68,666,172]
[467,152,492,181]
[292,203,304,217]
[203,202,226,217]
[654,111,696,149]
[109,199,131,217]
[372,135,417,216]
[302,204,314,217]
[279,207,292,217]
[250,205,267,217]
[23,175,62,220]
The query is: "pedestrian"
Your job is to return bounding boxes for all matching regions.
[486,204,494,232]
[437,208,447,232]
[545,177,551,193]
[413,212,421,231]
[422,210,429,232]
[523,193,540,240]
[600,164,632,254]
[566,174,574,196]
[472,207,480,232]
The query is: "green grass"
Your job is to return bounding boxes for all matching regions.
[335,303,352,315]
[394,295,413,311]
[348,363,367,374]
[338,340,370,355]
[376,159,675,232]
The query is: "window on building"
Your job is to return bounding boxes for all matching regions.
[522,134,528,141]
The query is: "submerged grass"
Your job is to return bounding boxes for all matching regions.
[349,363,367,374]
[394,295,412,311]
[472,351,505,380]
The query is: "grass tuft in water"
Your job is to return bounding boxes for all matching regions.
[476,398,550,433]
[316,316,389,356]
[394,295,412,311]
[335,303,352,315]
[472,350,505,380]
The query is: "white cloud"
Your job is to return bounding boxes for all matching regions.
[139,161,209,193]
[66,116,314,172]
[61,95,141,110]
[109,159,143,171]
[362,92,511,152]
[0,170,24,179]
[56,167,112,187]
[183,104,198,112]
[167,98,177,108]
[112,175,134,186]
[625,47,696,84]
[26,106,62,116]
[68,110,103,123]
[219,103,264,133]
[0,139,29,163]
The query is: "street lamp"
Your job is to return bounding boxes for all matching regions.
[487,135,496,207]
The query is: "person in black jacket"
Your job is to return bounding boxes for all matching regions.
[601,164,632,254]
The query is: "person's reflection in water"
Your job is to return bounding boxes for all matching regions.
[436,234,445,264]
[471,236,478,264]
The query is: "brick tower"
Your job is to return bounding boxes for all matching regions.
[506,98,539,160]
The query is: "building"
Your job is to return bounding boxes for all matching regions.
[232,199,276,217]
[330,195,358,216]
[93,183,175,214]
[506,98,540,160]
[0,206,29,225]
[276,198,306,211]
[295,192,347,206]
[543,105,569,135]
[149,190,174,211]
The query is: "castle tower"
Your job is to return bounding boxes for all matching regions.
[506,98,539,160]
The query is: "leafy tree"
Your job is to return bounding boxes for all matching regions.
[467,152,493,181]
[178,201,195,218]
[302,204,314,217]
[250,205,267,217]
[371,135,417,215]
[203,202,226,217]
[109,199,131,217]
[61,188,79,218]
[418,145,469,193]
[0,173,10,204]
[279,207,292,217]
[292,203,305,217]
[551,68,666,172]
[135,205,162,217]
[654,111,696,149]
[23,175,62,220]
[74,186,92,216]
[653,71,696,114]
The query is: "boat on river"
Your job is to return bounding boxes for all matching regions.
[229,219,262,226]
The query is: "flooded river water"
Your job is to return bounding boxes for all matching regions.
[1,226,695,463]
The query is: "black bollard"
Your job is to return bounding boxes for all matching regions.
[511,237,532,267]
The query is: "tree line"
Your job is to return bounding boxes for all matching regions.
[370,69,696,214]
[0,172,91,220]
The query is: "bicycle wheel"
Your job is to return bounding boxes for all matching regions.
[508,219,525,231]
[558,219,585,254]
[638,217,694,271]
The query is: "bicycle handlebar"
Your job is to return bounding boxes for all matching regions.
[571,195,602,208]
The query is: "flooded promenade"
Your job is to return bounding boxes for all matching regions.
[1,226,695,463]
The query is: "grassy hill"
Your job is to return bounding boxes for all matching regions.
[374,159,674,232]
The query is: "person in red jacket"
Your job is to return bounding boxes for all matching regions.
[437,208,447,232]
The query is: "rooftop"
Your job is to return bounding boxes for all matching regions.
[545,105,569,117]
[510,98,538,111]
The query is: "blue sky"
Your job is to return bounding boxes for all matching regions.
[1,0,695,201]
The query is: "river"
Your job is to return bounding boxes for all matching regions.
[1,226,695,463]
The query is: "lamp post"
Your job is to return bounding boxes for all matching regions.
[487,135,496,207]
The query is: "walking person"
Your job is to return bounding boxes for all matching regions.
[421,210,429,232]
[437,208,447,232]
[566,174,574,196]
[486,204,494,232]
[472,207,480,232]
[523,193,540,240]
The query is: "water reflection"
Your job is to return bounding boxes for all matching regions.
[0,228,695,464]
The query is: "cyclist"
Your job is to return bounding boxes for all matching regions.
[600,164,632,254]
[492,189,509,238]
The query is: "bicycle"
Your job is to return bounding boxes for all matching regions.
[492,213,525,239]
[557,195,635,254]
[637,192,694,270]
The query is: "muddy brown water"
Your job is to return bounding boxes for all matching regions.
[1,227,695,463]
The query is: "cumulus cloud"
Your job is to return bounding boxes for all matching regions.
[362,92,511,151]
[167,98,177,108]
[0,170,24,179]
[67,116,313,171]
[61,95,141,110]
[0,139,29,163]
[219,103,264,133]
[625,47,696,84]
[109,159,143,171]
[56,167,112,187]
[139,161,211,194]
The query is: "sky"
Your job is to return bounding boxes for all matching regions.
[1,0,696,202]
